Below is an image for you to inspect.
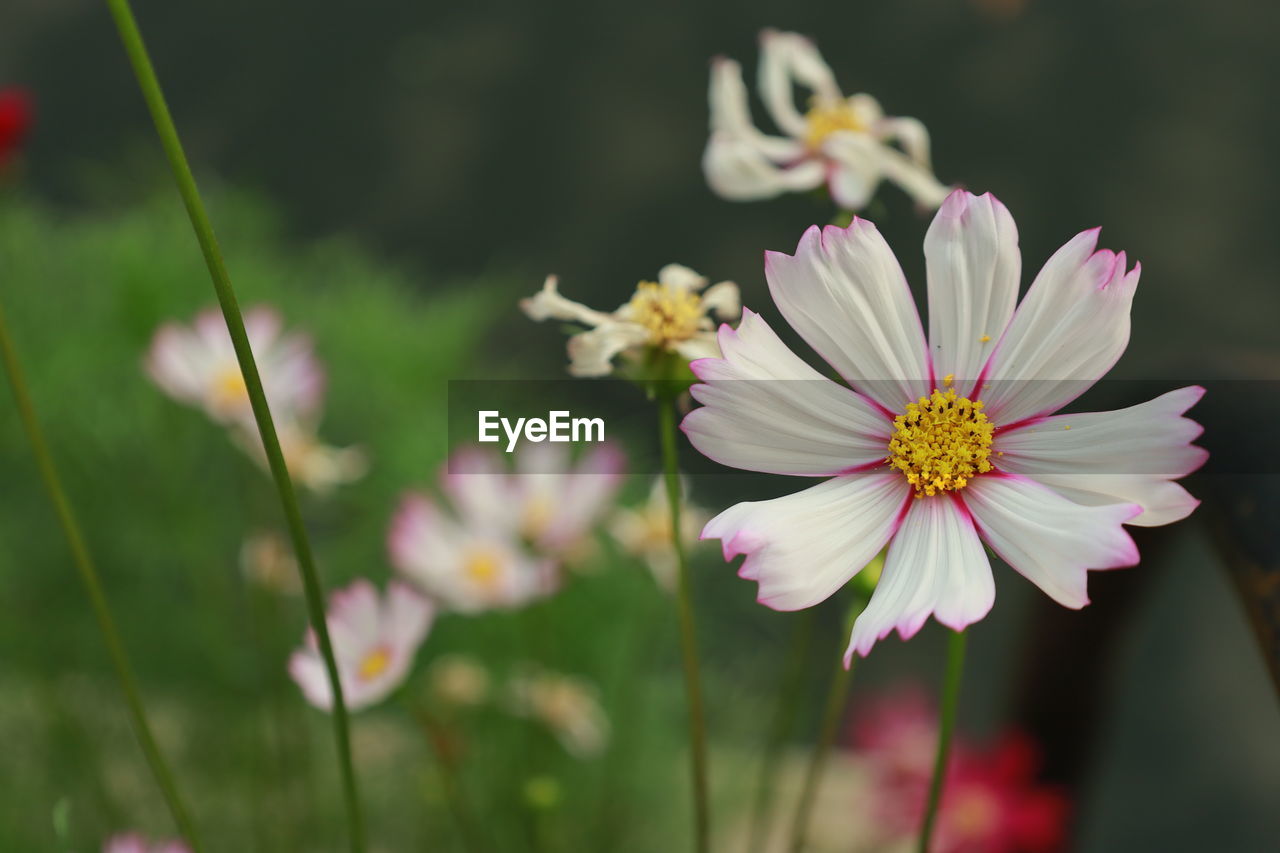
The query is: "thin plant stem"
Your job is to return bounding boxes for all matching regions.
[100,3,365,849]
[0,300,205,851]
[747,610,815,853]
[917,629,968,853]
[657,392,711,853]
[788,594,866,853]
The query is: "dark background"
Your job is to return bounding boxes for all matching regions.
[3,0,1279,850]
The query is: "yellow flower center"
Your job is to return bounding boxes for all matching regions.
[522,495,555,540]
[211,365,249,411]
[357,646,392,681]
[464,548,504,590]
[627,282,703,345]
[803,102,866,149]
[887,389,994,498]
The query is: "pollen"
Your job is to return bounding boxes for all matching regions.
[627,281,703,345]
[979,334,991,343]
[464,548,504,590]
[357,647,392,681]
[803,101,866,149]
[887,388,995,498]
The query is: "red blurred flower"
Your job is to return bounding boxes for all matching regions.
[0,88,33,168]
[851,686,1070,853]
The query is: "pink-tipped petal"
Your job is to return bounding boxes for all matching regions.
[962,475,1141,609]
[683,309,892,476]
[765,220,932,414]
[703,471,910,611]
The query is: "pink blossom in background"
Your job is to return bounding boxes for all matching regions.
[289,579,433,712]
[102,834,191,853]
[0,88,32,169]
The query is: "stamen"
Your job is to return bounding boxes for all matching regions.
[803,102,866,149]
[887,388,995,498]
[627,282,703,344]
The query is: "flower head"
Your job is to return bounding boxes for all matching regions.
[428,654,492,708]
[103,835,191,853]
[704,30,951,211]
[240,530,301,594]
[521,264,739,377]
[145,306,324,427]
[0,88,32,170]
[232,418,368,493]
[507,667,610,758]
[683,190,1207,659]
[608,476,709,590]
[288,579,433,712]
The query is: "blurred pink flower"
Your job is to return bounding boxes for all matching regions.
[145,306,325,428]
[389,492,556,613]
[103,835,191,853]
[288,579,433,712]
[0,88,32,170]
[507,666,610,758]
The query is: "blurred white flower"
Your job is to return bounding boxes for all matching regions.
[507,668,610,758]
[444,443,625,561]
[288,579,433,712]
[521,264,739,377]
[427,653,492,708]
[239,529,301,594]
[232,418,368,494]
[704,29,951,211]
[389,492,556,613]
[145,306,324,427]
[608,476,709,590]
[103,835,191,853]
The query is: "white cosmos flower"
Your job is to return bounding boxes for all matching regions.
[444,443,625,561]
[288,579,433,712]
[704,29,952,212]
[232,418,368,494]
[682,190,1207,661]
[608,476,709,591]
[388,492,556,613]
[521,264,740,377]
[507,667,610,758]
[145,306,324,426]
[103,835,191,853]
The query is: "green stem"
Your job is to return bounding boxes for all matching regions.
[100,3,365,849]
[788,594,866,853]
[657,393,710,853]
[0,300,204,851]
[917,629,967,853]
[747,610,814,853]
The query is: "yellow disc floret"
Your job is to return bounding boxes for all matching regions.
[357,647,392,681]
[887,389,995,498]
[803,102,866,149]
[627,282,703,345]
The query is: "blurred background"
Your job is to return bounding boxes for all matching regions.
[1,0,1279,850]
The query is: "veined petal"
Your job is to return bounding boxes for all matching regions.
[703,131,824,201]
[758,29,842,137]
[683,308,892,475]
[995,386,1207,525]
[846,495,993,660]
[765,219,932,412]
[703,471,910,611]
[925,191,1020,390]
[980,230,1140,424]
[962,475,1141,608]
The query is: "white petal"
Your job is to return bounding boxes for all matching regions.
[846,495,993,660]
[820,132,883,211]
[962,475,1141,608]
[708,58,805,160]
[683,309,892,475]
[658,263,708,292]
[565,322,650,377]
[702,131,824,201]
[703,470,910,611]
[994,386,1207,525]
[925,191,1020,389]
[758,29,842,137]
[764,220,933,413]
[699,280,741,321]
[875,113,932,168]
[871,142,953,210]
[979,230,1140,424]
[672,333,722,363]
[520,275,613,327]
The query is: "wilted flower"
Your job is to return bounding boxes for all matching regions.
[704,29,951,211]
[389,492,556,613]
[145,306,324,427]
[608,476,709,590]
[445,443,625,561]
[289,579,433,712]
[684,190,1206,660]
[0,88,33,171]
[521,264,740,377]
[240,530,301,594]
[102,835,191,853]
[507,667,610,758]
[427,654,492,708]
